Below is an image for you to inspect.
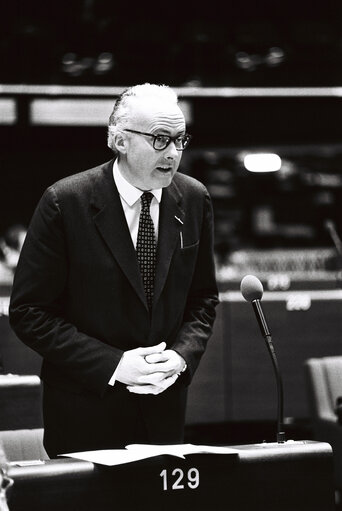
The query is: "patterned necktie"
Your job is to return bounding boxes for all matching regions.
[136,192,157,311]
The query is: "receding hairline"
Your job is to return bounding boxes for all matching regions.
[123,83,178,102]
[110,83,177,121]
[126,95,184,124]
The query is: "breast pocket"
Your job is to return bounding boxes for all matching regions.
[178,240,199,278]
[167,239,200,305]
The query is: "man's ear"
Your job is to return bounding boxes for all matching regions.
[114,131,127,154]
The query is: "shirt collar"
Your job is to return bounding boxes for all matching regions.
[113,160,162,206]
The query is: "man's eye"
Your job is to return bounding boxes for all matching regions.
[156,135,169,143]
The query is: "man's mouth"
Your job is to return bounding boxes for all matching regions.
[156,166,172,173]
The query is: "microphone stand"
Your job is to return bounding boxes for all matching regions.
[252,300,286,443]
[325,220,342,289]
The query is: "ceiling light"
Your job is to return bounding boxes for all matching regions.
[244,153,281,172]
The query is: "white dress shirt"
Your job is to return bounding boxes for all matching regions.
[113,159,162,247]
[108,160,162,385]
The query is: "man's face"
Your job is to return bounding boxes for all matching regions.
[120,97,186,190]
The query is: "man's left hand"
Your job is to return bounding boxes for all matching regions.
[126,350,186,395]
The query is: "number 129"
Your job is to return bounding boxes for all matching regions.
[160,468,200,491]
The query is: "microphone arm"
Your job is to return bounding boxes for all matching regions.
[252,299,286,443]
[325,220,342,288]
[325,219,342,258]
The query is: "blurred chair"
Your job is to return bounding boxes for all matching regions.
[0,375,43,430]
[305,356,342,491]
[0,429,48,461]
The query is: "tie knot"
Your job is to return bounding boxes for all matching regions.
[141,192,153,209]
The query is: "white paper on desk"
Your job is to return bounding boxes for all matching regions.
[61,443,238,466]
[126,443,238,456]
[61,449,167,466]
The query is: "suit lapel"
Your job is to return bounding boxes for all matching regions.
[90,161,184,312]
[91,161,147,308]
[153,179,184,308]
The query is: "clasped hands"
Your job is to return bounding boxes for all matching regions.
[115,342,186,395]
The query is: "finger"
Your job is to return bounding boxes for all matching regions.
[145,358,179,373]
[160,374,179,388]
[140,373,178,389]
[127,385,163,395]
[127,373,179,394]
[136,342,166,356]
[140,360,176,375]
[138,371,175,384]
[145,352,169,364]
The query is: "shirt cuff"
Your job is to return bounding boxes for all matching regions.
[108,356,124,386]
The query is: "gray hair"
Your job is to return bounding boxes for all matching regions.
[107,83,178,153]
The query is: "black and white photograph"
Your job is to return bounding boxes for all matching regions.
[0,1,342,509]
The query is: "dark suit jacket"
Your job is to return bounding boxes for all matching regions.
[9,159,219,454]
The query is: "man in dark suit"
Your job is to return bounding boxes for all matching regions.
[9,83,219,458]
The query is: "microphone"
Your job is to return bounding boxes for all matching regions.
[241,275,286,443]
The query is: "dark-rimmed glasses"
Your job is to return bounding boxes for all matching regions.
[124,129,191,151]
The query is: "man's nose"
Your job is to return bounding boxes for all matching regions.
[165,141,179,158]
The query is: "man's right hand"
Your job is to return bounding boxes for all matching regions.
[115,342,177,393]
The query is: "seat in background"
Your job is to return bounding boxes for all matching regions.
[0,429,48,462]
[305,356,342,492]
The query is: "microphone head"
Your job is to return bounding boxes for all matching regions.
[240,274,264,302]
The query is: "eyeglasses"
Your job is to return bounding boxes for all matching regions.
[124,129,191,151]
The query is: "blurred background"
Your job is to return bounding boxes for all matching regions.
[1,0,342,449]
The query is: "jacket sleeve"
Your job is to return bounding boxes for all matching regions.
[9,186,123,396]
[171,189,219,384]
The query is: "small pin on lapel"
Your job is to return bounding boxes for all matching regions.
[174,215,184,225]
